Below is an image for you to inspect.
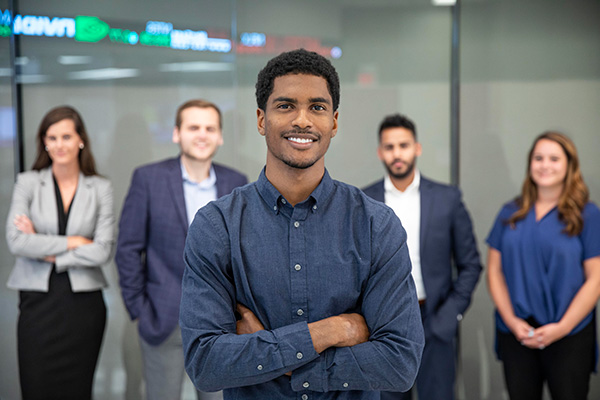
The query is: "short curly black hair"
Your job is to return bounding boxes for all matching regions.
[255,49,340,111]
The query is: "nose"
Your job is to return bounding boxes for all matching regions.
[292,109,312,130]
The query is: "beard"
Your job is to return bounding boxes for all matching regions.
[384,158,416,180]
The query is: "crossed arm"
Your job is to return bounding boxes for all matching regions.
[6,174,114,268]
[236,303,369,357]
[12,214,91,262]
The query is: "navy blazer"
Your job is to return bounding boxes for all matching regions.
[363,176,481,342]
[116,157,248,345]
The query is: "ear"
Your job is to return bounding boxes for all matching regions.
[172,127,180,144]
[416,142,423,157]
[330,110,339,139]
[217,130,224,146]
[257,108,266,137]
[377,145,384,161]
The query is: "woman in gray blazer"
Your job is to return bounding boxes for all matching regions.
[5,106,114,400]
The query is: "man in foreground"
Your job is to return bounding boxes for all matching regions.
[180,49,424,399]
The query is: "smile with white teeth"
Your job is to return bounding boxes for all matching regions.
[288,137,314,144]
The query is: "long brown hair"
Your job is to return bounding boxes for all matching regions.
[508,131,589,235]
[31,106,98,176]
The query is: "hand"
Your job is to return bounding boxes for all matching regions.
[67,236,93,250]
[520,323,567,350]
[14,214,35,234]
[44,255,56,263]
[506,316,535,342]
[236,303,265,335]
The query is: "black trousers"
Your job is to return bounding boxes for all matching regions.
[497,318,595,400]
[18,269,106,400]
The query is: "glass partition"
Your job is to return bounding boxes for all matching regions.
[1,1,453,398]
[460,1,600,399]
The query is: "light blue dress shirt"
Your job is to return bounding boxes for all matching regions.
[181,161,217,226]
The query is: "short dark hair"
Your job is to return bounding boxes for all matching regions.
[175,99,222,129]
[32,105,98,176]
[378,113,417,142]
[255,48,340,111]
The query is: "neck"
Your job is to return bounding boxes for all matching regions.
[389,170,416,192]
[181,155,212,183]
[51,162,80,181]
[536,185,563,205]
[265,156,324,206]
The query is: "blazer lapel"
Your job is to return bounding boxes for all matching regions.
[65,172,89,235]
[39,168,59,235]
[167,157,189,233]
[419,177,434,257]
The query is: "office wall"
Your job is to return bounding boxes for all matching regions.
[460,1,600,399]
[0,1,451,399]
[1,1,599,399]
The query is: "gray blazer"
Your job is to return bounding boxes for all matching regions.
[6,167,115,292]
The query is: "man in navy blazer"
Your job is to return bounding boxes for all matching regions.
[116,99,247,400]
[363,114,481,400]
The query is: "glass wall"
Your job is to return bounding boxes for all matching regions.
[460,1,600,399]
[0,0,18,398]
[2,1,598,399]
[1,1,452,399]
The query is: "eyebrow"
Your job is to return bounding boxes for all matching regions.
[272,96,331,105]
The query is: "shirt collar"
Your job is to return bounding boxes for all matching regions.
[180,159,216,189]
[384,169,421,195]
[256,167,334,214]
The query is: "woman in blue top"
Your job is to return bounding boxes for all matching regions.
[487,131,600,400]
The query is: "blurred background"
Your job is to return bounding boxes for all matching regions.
[1,0,599,399]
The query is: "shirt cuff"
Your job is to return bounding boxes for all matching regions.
[272,321,319,370]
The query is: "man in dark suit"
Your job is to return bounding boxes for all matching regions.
[116,99,247,400]
[363,114,481,400]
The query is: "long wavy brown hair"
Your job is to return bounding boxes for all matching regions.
[31,106,98,176]
[508,131,589,236]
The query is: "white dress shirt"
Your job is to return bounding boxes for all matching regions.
[384,170,426,300]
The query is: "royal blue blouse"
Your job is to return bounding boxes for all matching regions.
[487,201,600,336]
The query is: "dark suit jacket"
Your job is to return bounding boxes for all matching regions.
[363,176,481,342]
[116,156,248,345]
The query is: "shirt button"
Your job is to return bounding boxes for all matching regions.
[294,221,300,228]
[282,199,287,204]
[303,382,310,388]
[312,205,317,210]
[294,264,301,271]
[302,395,308,400]
[457,314,463,321]
[296,352,303,359]
[273,205,277,211]
[297,309,304,316]
[257,364,263,370]
[343,382,349,388]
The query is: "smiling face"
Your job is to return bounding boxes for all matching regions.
[44,118,83,168]
[377,127,422,181]
[173,106,223,163]
[257,73,338,173]
[530,138,568,191]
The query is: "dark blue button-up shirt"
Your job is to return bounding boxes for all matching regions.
[180,169,424,399]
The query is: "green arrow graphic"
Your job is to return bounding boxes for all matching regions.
[75,15,109,42]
